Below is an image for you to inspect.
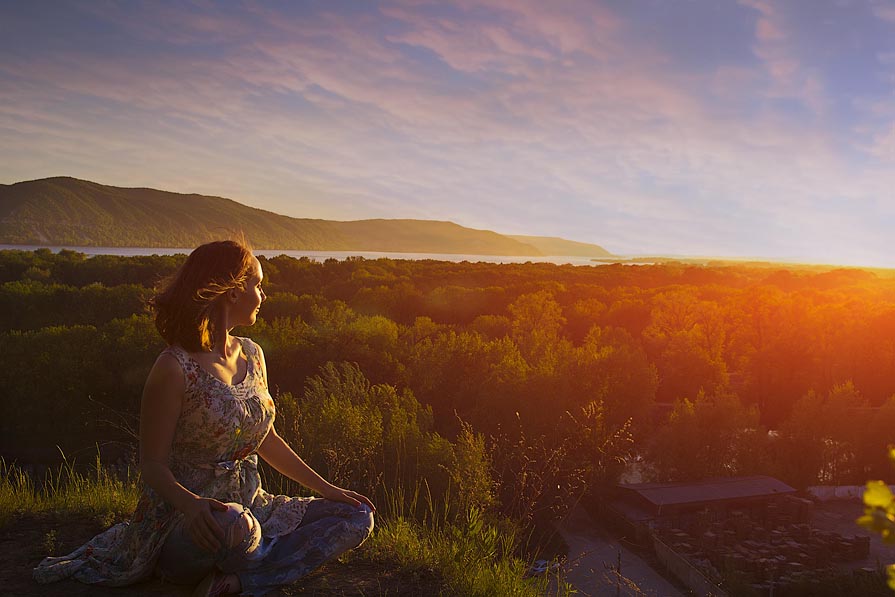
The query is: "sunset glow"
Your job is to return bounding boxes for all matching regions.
[2,1,895,266]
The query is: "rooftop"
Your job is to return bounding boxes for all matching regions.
[618,475,796,507]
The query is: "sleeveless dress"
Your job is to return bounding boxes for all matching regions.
[33,337,312,586]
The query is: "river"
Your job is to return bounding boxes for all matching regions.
[0,245,620,267]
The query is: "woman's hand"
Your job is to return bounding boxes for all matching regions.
[321,484,377,513]
[258,430,376,513]
[257,429,376,513]
[182,496,228,552]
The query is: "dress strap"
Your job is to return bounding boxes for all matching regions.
[161,345,188,366]
[238,336,255,360]
[161,345,196,385]
[235,337,262,385]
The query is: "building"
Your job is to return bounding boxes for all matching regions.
[604,475,798,543]
[601,476,872,596]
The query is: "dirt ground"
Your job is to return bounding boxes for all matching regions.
[0,512,442,597]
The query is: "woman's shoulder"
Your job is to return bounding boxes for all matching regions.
[159,344,189,365]
[152,345,188,375]
[234,335,264,356]
[234,336,267,384]
[143,348,187,396]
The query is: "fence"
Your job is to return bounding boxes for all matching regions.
[652,535,728,597]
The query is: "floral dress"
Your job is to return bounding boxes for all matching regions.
[33,336,312,586]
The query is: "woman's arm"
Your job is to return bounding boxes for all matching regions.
[253,342,375,511]
[257,428,375,511]
[139,352,227,551]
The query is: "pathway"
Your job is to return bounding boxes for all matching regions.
[556,506,683,597]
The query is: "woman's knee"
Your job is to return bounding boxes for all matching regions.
[213,502,261,554]
[351,504,375,543]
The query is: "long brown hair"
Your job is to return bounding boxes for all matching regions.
[150,239,255,351]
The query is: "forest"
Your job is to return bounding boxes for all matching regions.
[3,247,895,540]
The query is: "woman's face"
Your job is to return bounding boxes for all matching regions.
[231,257,266,327]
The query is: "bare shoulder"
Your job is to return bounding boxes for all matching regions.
[152,350,184,376]
[140,351,186,461]
[143,350,185,399]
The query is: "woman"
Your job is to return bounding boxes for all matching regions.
[34,239,375,596]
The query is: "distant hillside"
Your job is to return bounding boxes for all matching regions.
[0,177,611,256]
[507,235,613,258]
[0,177,347,250]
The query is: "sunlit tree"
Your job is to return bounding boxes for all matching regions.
[646,391,762,482]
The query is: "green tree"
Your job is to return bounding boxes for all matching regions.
[778,381,870,486]
[647,391,762,482]
[508,290,568,373]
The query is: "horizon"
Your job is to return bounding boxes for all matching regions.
[2,2,895,267]
[6,236,892,272]
[4,174,895,269]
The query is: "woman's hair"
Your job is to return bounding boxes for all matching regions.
[150,239,255,351]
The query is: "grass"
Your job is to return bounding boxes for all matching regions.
[0,455,139,526]
[364,511,571,596]
[2,457,573,596]
[360,480,572,597]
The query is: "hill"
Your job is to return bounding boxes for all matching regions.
[0,177,612,256]
[507,234,613,258]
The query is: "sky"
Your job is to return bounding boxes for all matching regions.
[2,1,895,266]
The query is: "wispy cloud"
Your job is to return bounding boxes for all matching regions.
[872,3,895,24]
[737,0,829,115]
[1,1,894,265]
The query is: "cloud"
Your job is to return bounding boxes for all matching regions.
[1,1,894,265]
[76,1,256,46]
[382,0,620,72]
[737,0,829,115]
[872,3,895,23]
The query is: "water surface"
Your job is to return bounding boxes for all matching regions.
[1,245,615,267]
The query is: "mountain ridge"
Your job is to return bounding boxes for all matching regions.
[0,177,614,257]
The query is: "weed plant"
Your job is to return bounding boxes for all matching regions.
[367,482,573,596]
[0,454,139,525]
[1,455,573,596]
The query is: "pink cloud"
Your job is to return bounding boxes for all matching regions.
[872,4,895,23]
[3,1,894,263]
[382,0,621,74]
[76,1,253,45]
[738,0,829,114]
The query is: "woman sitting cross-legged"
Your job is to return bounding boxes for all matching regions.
[34,239,375,596]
